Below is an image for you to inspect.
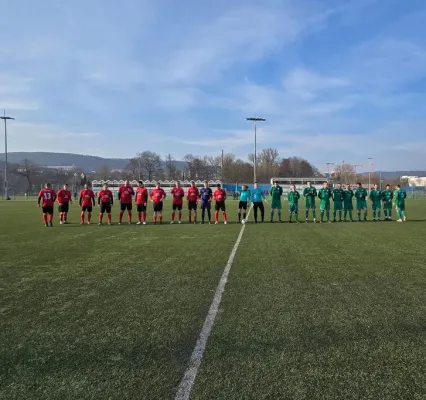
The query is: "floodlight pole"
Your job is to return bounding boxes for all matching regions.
[368,157,373,194]
[246,117,266,183]
[326,163,334,180]
[0,110,14,200]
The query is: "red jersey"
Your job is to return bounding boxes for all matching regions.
[80,189,95,207]
[171,187,185,205]
[214,189,227,202]
[187,187,200,202]
[135,187,148,205]
[98,189,113,204]
[38,188,56,207]
[57,189,72,204]
[118,185,134,204]
[150,188,166,204]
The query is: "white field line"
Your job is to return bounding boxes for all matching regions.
[174,205,252,400]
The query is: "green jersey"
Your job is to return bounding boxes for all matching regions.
[332,189,344,203]
[394,189,407,207]
[369,189,382,206]
[270,185,283,200]
[288,190,300,205]
[382,190,393,203]
[355,187,368,200]
[318,188,332,203]
[303,186,317,207]
[343,189,354,210]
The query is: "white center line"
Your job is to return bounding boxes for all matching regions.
[174,206,252,400]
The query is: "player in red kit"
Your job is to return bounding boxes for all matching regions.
[57,183,72,224]
[150,182,166,224]
[97,183,113,225]
[213,183,227,224]
[135,181,148,225]
[118,179,135,224]
[170,181,184,224]
[187,180,200,224]
[38,182,57,227]
[79,184,96,224]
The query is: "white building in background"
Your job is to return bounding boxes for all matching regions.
[43,165,76,171]
[401,176,426,187]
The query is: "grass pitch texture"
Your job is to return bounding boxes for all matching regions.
[1,200,425,399]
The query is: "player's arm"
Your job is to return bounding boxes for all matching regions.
[92,193,96,206]
[97,194,101,206]
[118,188,121,201]
[37,191,42,207]
[79,193,83,206]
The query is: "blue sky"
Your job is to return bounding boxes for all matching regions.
[1,0,426,172]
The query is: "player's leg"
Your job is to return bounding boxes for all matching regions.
[222,203,227,224]
[278,204,282,222]
[253,203,258,223]
[270,206,274,222]
[207,204,211,223]
[80,207,85,224]
[243,203,247,221]
[127,204,132,224]
[193,204,197,223]
[178,204,182,223]
[214,203,219,224]
[295,206,299,222]
[201,205,206,223]
[41,206,48,226]
[320,205,324,222]
[401,205,406,221]
[119,204,124,223]
[87,207,92,224]
[305,206,309,222]
[333,206,337,222]
[363,204,368,221]
[159,203,163,224]
[238,202,242,223]
[99,205,104,224]
[326,205,330,222]
[357,203,361,221]
[288,205,293,222]
[171,204,176,223]
[377,205,381,221]
[259,202,265,222]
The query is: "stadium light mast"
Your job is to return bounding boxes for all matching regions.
[368,157,373,193]
[246,117,266,182]
[0,110,14,200]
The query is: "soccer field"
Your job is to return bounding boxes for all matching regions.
[1,200,426,399]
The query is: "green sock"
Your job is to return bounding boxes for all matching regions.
[270,211,274,221]
[295,212,299,222]
[313,210,316,219]
[333,210,337,220]
[396,210,401,219]
[349,211,353,220]
[278,211,281,220]
[373,210,376,219]
[364,211,368,220]
[344,210,347,220]
[401,210,406,219]
[377,209,381,219]
[321,211,324,222]
[358,212,361,220]
[326,211,330,221]
[289,213,292,222]
[389,210,392,219]
[383,209,387,218]
[339,210,342,220]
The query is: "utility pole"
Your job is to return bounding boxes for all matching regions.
[325,162,335,180]
[0,110,15,200]
[246,117,266,182]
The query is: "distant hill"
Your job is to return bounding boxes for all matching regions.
[0,152,187,172]
[360,171,426,179]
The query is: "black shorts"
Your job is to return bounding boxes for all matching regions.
[42,206,54,214]
[120,203,132,211]
[100,202,111,214]
[188,201,198,210]
[81,206,93,213]
[215,202,226,211]
[238,201,248,210]
[137,204,147,212]
[58,203,69,213]
[201,202,211,210]
[153,202,163,212]
[172,203,182,211]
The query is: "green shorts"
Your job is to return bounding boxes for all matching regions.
[271,200,282,210]
[356,200,367,210]
[305,202,316,209]
[383,202,392,210]
[372,203,381,211]
[320,202,330,211]
[333,202,343,211]
[344,203,353,211]
[288,204,298,212]
[395,203,406,211]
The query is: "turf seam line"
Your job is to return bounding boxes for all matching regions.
[174,205,252,400]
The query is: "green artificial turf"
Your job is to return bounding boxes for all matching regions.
[1,199,425,399]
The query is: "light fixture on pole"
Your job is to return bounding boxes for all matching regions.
[0,110,15,200]
[325,162,335,180]
[246,117,266,183]
[368,157,373,194]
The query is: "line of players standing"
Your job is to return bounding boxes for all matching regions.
[37,180,228,226]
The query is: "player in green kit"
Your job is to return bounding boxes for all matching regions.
[369,183,382,221]
[343,184,354,222]
[355,182,368,222]
[318,181,332,223]
[303,181,317,223]
[270,181,283,222]
[382,184,393,220]
[393,184,407,222]
[332,183,344,222]
[288,184,300,223]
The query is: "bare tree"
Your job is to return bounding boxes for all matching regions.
[123,158,139,180]
[12,159,39,193]
[139,151,162,181]
[165,153,179,180]
[95,165,111,181]
[333,163,356,184]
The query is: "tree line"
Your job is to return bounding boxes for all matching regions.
[0,150,404,195]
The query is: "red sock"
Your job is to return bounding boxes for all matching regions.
[49,214,53,222]
[178,212,182,221]
[59,212,63,222]
[143,212,146,222]
[172,212,175,221]
[223,212,227,222]
[128,211,132,222]
[119,211,124,222]
[80,212,85,223]
[215,211,219,222]
[88,213,92,223]
[194,213,197,223]
[138,212,142,222]
[43,214,48,225]
[153,215,157,223]
[160,215,163,223]
[64,213,67,222]
[107,213,112,223]
[99,213,103,223]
